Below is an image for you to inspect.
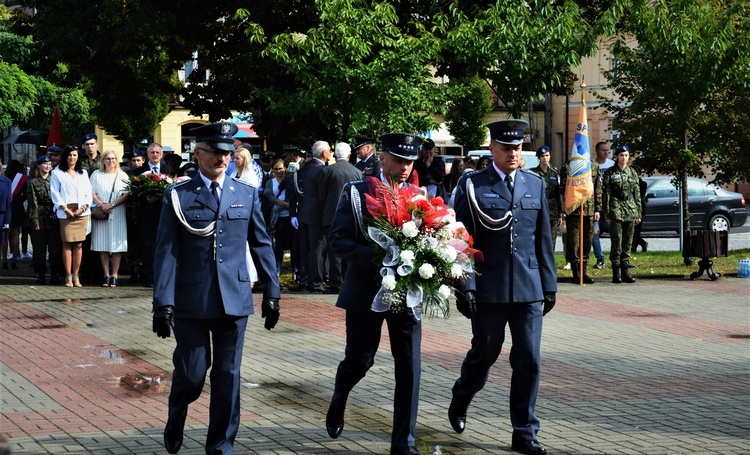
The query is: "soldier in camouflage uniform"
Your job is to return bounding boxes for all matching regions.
[27,156,64,284]
[602,145,642,284]
[530,145,562,249]
[80,133,102,176]
[560,159,601,284]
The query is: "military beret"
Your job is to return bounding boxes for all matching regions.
[486,119,528,145]
[379,132,422,161]
[36,155,51,164]
[47,145,62,155]
[422,138,436,150]
[132,149,146,158]
[81,133,98,143]
[190,122,238,152]
[615,145,631,155]
[352,137,375,151]
[536,145,551,157]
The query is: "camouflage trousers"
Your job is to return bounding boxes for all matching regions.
[31,227,63,278]
[565,214,594,263]
[609,219,636,266]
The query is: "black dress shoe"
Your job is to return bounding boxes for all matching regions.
[448,400,466,433]
[325,401,345,439]
[390,446,422,455]
[164,409,187,454]
[323,285,341,294]
[511,439,547,455]
[308,284,328,293]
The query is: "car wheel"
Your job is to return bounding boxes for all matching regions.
[708,213,730,231]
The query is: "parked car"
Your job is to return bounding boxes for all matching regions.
[641,176,747,232]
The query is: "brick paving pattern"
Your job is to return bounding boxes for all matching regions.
[1,268,749,454]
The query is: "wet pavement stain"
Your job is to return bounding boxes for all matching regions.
[35,322,94,329]
[112,373,168,394]
[727,334,750,339]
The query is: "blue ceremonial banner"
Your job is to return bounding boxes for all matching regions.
[564,91,594,214]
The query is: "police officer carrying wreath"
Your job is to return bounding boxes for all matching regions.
[602,145,641,283]
[529,145,561,248]
[326,132,424,455]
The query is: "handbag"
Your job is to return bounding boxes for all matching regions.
[91,176,118,220]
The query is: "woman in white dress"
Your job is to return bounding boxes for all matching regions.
[229,147,260,187]
[50,145,93,287]
[90,151,129,287]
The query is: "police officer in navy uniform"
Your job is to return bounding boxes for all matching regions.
[326,133,424,455]
[352,137,381,177]
[449,120,557,455]
[152,122,281,455]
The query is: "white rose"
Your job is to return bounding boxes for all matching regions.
[400,250,415,264]
[440,245,457,262]
[382,275,397,290]
[438,284,451,300]
[450,264,464,279]
[418,263,435,279]
[402,221,419,238]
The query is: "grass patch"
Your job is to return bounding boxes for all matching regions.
[556,248,750,279]
[276,249,750,288]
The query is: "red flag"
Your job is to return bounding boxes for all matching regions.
[47,107,62,147]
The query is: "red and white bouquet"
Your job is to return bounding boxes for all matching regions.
[363,177,481,319]
[126,172,189,198]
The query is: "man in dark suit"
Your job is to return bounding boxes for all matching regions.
[449,120,557,455]
[326,133,424,455]
[352,137,381,177]
[133,143,173,286]
[289,140,331,292]
[319,142,363,293]
[152,122,280,455]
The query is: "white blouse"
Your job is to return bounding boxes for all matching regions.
[50,167,93,219]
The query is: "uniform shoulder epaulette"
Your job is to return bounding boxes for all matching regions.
[520,168,543,180]
[168,179,192,191]
[231,176,254,187]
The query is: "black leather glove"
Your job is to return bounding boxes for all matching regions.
[261,298,280,330]
[543,293,556,316]
[455,291,476,319]
[153,306,175,338]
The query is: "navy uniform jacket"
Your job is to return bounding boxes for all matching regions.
[320,159,363,228]
[454,167,557,304]
[328,179,381,311]
[355,154,382,177]
[152,176,280,319]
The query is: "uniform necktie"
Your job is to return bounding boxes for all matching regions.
[210,181,220,206]
[505,174,514,196]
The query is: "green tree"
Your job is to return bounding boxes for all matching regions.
[241,0,448,143]
[444,75,493,151]
[435,0,623,118]
[600,0,750,238]
[0,5,91,141]
[28,0,203,147]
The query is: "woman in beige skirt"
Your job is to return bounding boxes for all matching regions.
[51,145,93,287]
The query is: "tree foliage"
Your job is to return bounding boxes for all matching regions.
[444,75,493,151]
[27,0,206,146]
[435,0,624,117]
[601,0,750,184]
[600,0,750,237]
[0,5,91,141]
[240,0,448,143]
